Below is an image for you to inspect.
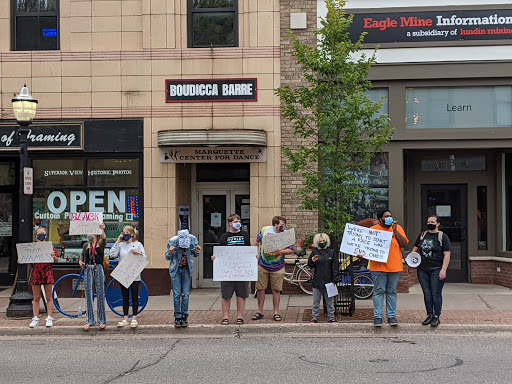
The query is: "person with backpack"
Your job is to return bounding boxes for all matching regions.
[410,215,451,327]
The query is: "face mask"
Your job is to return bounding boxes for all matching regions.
[318,242,327,249]
[383,217,394,226]
[427,223,437,230]
[278,225,286,232]
[232,222,242,230]
[37,233,46,241]
[123,233,132,241]
[87,235,94,242]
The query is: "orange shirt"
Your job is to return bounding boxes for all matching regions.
[369,224,408,273]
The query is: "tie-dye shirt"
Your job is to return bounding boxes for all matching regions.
[256,226,294,272]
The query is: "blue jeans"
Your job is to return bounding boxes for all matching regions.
[371,271,401,319]
[417,268,445,317]
[172,266,191,318]
[84,265,106,325]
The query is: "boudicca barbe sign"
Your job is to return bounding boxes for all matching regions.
[166,78,257,102]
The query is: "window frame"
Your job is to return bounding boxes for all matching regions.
[187,0,238,48]
[11,0,60,51]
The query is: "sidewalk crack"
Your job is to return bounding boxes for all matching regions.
[478,294,493,309]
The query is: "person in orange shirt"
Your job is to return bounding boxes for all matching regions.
[369,209,408,327]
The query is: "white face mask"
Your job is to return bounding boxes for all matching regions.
[232,222,242,230]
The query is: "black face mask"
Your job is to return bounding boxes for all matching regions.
[426,223,437,230]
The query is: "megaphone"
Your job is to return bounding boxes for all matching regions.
[405,252,421,268]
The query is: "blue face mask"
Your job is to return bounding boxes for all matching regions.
[232,222,242,230]
[384,217,394,226]
[278,225,286,232]
[122,233,132,241]
[37,233,46,241]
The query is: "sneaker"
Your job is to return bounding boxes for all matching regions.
[45,316,54,328]
[422,315,433,325]
[29,316,39,328]
[328,319,338,323]
[174,317,183,328]
[388,317,399,326]
[373,318,383,327]
[309,319,318,324]
[117,319,129,328]
[181,315,188,328]
[430,316,440,327]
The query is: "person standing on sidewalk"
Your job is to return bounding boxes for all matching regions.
[28,227,59,328]
[110,225,147,329]
[252,216,294,322]
[211,214,255,325]
[369,209,408,327]
[307,233,341,323]
[165,229,201,328]
[410,215,451,327]
[79,223,107,331]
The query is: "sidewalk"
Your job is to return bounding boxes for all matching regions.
[1,283,511,332]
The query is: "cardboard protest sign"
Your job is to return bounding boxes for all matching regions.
[17,242,54,264]
[213,246,258,281]
[340,223,393,263]
[262,228,295,253]
[110,251,148,288]
[69,212,103,235]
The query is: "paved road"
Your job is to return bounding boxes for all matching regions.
[2,332,511,384]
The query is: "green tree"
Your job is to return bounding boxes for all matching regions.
[276,0,394,241]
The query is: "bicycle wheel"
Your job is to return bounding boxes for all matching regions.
[353,273,374,300]
[106,279,149,317]
[52,274,89,318]
[296,266,314,295]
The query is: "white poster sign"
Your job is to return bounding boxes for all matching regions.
[69,212,103,235]
[16,241,54,264]
[211,212,222,228]
[213,246,258,281]
[340,223,393,263]
[110,251,149,289]
[179,205,190,230]
[262,228,295,253]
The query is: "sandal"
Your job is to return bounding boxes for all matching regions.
[99,323,106,330]
[117,320,129,328]
[251,312,264,320]
[130,319,138,328]
[221,318,229,325]
[273,314,283,322]
[236,318,244,325]
[83,324,90,331]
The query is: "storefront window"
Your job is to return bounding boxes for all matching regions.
[33,159,84,187]
[87,158,139,187]
[477,186,487,251]
[505,154,512,251]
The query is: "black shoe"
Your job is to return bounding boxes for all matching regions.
[181,315,188,328]
[388,317,399,326]
[430,316,440,327]
[422,315,433,325]
[373,318,383,327]
[174,318,183,328]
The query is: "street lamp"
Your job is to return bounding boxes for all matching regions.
[6,84,38,318]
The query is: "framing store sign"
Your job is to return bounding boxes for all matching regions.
[166,78,257,102]
[159,147,266,163]
[0,123,82,150]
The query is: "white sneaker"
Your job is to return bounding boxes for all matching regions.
[29,317,39,328]
[46,316,54,328]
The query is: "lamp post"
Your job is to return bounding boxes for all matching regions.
[6,84,38,318]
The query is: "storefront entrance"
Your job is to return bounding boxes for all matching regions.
[194,183,250,288]
[421,184,468,282]
[0,162,17,286]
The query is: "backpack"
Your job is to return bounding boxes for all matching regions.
[419,230,443,247]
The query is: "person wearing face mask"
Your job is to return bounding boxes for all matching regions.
[110,225,147,328]
[252,215,294,322]
[79,222,107,331]
[28,227,59,328]
[211,214,254,325]
[307,233,341,323]
[410,215,451,327]
[369,209,408,327]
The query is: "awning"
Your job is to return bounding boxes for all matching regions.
[157,129,267,147]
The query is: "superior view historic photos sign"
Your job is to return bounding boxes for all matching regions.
[349,9,512,44]
[166,78,257,102]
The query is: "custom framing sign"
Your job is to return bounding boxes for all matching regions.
[0,122,83,150]
[166,78,257,102]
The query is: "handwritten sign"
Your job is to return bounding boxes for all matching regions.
[213,246,258,281]
[262,228,295,253]
[17,242,54,264]
[110,251,148,288]
[69,212,103,235]
[340,223,393,263]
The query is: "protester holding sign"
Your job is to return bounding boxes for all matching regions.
[410,215,451,327]
[79,222,107,331]
[369,209,408,327]
[28,227,59,328]
[110,226,147,329]
[165,229,201,328]
[307,233,341,324]
[211,214,254,325]
[252,216,294,322]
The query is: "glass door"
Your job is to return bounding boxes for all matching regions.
[0,161,16,286]
[196,186,249,287]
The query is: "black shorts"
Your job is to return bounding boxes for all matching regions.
[221,281,250,299]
